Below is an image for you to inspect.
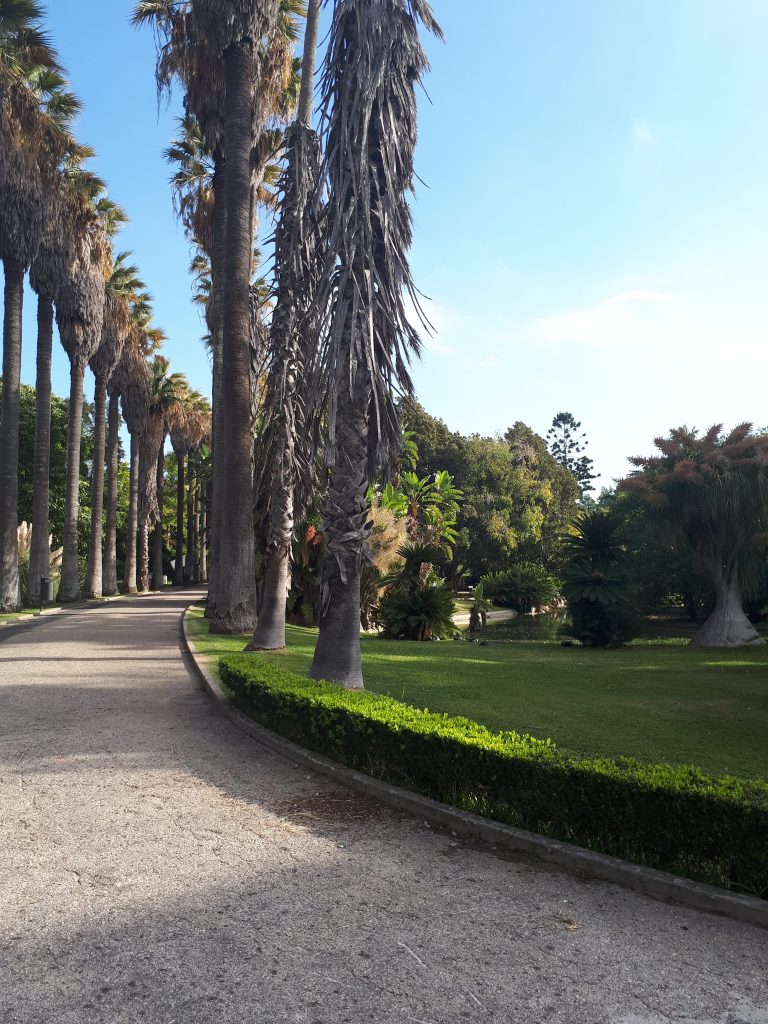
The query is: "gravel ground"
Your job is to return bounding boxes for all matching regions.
[0,589,766,1024]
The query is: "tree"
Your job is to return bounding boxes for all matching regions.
[547,412,596,497]
[308,0,442,687]
[247,0,323,653]
[0,2,64,609]
[623,424,768,647]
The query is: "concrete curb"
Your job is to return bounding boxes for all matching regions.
[181,605,768,931]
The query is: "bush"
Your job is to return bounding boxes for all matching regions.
[378,543,457,640]
[480,563,560,614]
[220,655,768,897]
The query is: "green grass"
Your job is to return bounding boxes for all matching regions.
[187,607,768,781]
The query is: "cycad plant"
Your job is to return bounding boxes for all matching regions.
[308,0,442,687]
[378,542,456,641]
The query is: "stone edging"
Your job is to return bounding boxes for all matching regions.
[181,605,767,931]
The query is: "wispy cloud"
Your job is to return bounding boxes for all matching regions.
[632,119,657,146]
[527,289,672,347]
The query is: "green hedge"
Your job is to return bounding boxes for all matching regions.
[219,654,768,896]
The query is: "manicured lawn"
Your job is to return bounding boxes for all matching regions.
[186,606,768,780]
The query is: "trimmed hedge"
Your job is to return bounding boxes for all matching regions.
[219,654,768,896]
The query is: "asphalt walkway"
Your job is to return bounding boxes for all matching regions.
[0,589,765,1024]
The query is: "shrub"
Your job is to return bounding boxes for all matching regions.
[378,543,456,640]
[220,655,768,897]
[561,509,639,646]
[480,563,561,614]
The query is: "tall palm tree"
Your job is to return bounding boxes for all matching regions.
[86,252,144,597]
[0,0,64,610]
[168,388,209,585]
[308,0,441,688]
[248,0,323,651]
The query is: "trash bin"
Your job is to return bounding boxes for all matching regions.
[40,576,54,607]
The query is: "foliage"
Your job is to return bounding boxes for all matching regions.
[547,411,596,496]
[480,563,560,614]
[379,469,462,552]
[378,542,456,640]
[561,508,639,646]
[219,654,768,895]
[400,401,580,581]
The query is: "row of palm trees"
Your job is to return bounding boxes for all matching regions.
[129,0,441,688]
[0,1,211,608]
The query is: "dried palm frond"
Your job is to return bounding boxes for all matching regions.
[138,407,165,527]
[118,337,152,436]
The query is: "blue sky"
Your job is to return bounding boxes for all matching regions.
[14,0,768,486]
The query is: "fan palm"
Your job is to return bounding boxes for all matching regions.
[0,0,65,610]
[168,388,210,585]
[308,0,442,687]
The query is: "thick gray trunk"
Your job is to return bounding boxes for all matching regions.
[297,0,321,126]
[103,391,120,595]
[29,293,53,606]
[0,258,24,611]
[151,448,165,590]
[58,362,86,602]
[174,453,185,586]
[123,434,139,594]
[247,544,290,651]
[84,375,107,598]
[208,41,257,634]
[309,559,364,689]
[206,156,226,617]
[691,573,765,648]
[138,520,150,593]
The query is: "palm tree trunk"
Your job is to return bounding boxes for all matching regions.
[29,292,54,606]
[200,490,208,583]
[58,361,86,602]
[138,520,150,593]
[309,373,371,689]
[151,447,165,590]
[192,479,200,584]
[206,156,226,616]
[103,390,120,595]
[83,375,107,598]
[123,434,139,594]
[692,568,765,647]
[0,258,24,611]
[185,464,197,583]
[248,476,293,650]
[208,41,257,634]
[174,453,185,586]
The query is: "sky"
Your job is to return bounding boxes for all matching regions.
[12,0,768,488]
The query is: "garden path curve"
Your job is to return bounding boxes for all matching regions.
[0,589,766,1024]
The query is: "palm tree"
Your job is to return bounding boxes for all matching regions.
[247,0,323,651]
[168,388,209,585]
[0,1,64,610]
[86,252,145,597]
[308,0,442,687]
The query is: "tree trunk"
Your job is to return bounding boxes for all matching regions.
[83,375,107,598]
[208,40,257,634]
[29,292,53,606]
[174,452,185,586]
[192,479,200,584]
[103,391,120,595]
[309,373,371,689]
[206,156,226,617]
[247,543,290,651]
[151,446,165,590]
[58,361,86,602]
[138,519,150,593]
[0,258,24,611]
[123,434,139,594]
[185,465,197,583]
[200,491,208,583]
[691,571,765,647]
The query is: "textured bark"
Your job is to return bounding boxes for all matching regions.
[151,448,165,591]
[123,435,139,594]
[58,362,86,603]
[247,544,290,651]
[0,258,24,610]
[206,156,226,616]
[83,375,108,598]
[691,572,765,648]
[200,492,208,583]
[28,293,53,606]
[138,520,150,593]
[208,41,257,634]
[174,453,185,586]
[310,374,371,689]
[297,0,321,126]
[103,391,120,595]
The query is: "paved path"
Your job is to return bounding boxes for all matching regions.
[0,590,766,1024]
